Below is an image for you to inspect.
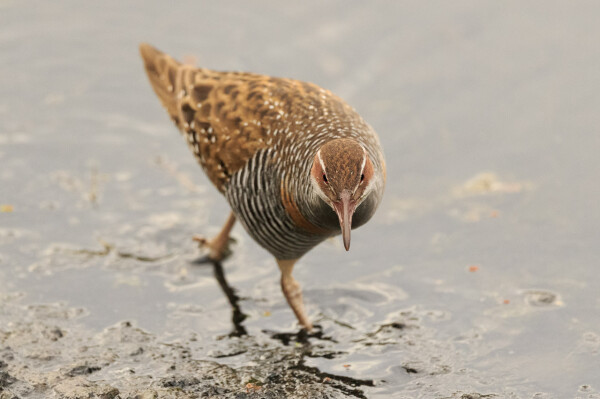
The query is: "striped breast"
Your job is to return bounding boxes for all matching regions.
[225,148,335,260]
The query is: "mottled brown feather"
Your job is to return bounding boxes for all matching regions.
[140,43,354,193]
[140,44,269,191]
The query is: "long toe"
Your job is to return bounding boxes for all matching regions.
[193,235,234,262]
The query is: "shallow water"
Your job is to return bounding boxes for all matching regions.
[1,1,600,398]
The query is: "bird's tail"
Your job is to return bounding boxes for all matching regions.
[139,43,183,120]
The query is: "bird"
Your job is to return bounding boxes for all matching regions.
[139,43,385,331]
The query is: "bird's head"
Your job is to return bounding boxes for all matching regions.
[310,138,377,251]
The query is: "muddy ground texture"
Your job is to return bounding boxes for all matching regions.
[0,293,470,399]
[1,297,351,399]
[1,175,597,399]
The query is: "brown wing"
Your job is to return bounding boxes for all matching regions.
[139,43,376,194]
[140,43,277,192]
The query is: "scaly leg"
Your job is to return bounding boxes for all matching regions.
[193,212,236,261]
[277,258,313,331]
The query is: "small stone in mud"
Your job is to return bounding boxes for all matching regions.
[245,382,261,393]
[403,365,418,374]
[160,376,200,388]
[265,372,283,384]
[0,391,19,399]
[43,327,64,341]
[524,290,561,307]
[66,364,101,377]
[132,391,158,399]
[0,371,16,387]
[199,386,231,397]
[388,322,406,329]
[52,377,119,399]
[130,347,144,356]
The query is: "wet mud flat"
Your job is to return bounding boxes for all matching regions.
[1,199,599,399]
[0,299,349,399]
[2,290,599,399]
[0,291,430,399]
[0,238,466,399]
[0,287,530,399]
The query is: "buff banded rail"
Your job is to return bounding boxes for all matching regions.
[139,43,385,330]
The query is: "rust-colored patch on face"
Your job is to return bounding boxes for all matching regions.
[280,179,330,235]
[353,155,374,200]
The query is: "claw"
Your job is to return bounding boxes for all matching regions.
[191,212,237,262]
[193,235,235,262]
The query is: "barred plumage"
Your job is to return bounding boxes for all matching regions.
[226,148,331,260]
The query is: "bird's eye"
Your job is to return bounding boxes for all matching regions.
[360,174,365,182]
[323,174,328,183]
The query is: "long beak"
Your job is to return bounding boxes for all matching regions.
[333,191,356,251]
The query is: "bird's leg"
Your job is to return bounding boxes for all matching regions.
[277,258,313,331]
[193,212,236,261]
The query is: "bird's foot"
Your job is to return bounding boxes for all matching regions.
[192,234,235,262]
[278,259,313,331]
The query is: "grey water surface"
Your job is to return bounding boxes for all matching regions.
[1,1,600,398]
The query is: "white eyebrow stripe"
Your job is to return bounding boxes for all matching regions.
[354,147,368,194]
[317,149,327,174]
[359,147,367,174]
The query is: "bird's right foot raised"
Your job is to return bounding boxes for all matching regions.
[192,234,235,262]
[192,212,237,262]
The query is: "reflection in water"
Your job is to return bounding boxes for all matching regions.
[267,327,375,398]
[192,256,247,337]
[193,255,377,397]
